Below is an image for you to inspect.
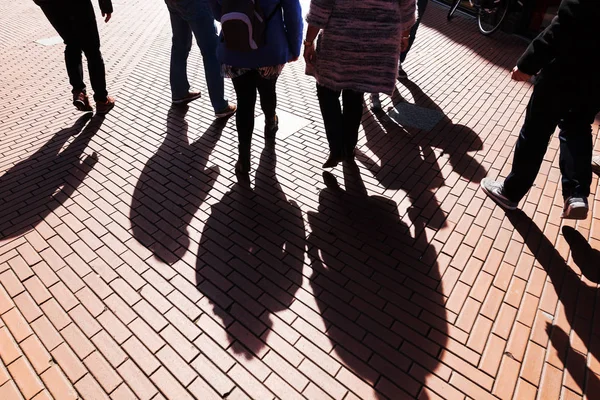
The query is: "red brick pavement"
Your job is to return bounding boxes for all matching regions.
[1,1,599,399]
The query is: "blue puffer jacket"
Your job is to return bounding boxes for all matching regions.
[209,0,303,68]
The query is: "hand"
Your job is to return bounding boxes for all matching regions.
[511,66,532,82]
[102,12,111,23]
[400,36,409,52]
[304,45,316,66]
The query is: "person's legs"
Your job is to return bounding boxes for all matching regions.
[558,99,599,200]
[232,71,258,172]
[38,2,86,94]
[166,3,193,101]
[342,90,365,158]
[257,75,279,139]
[316,84,344,166]
[181,0,228,112]
[257,76,278,120]
[400,0,429,63]
[74,0,108,102]
[502,80,563,202]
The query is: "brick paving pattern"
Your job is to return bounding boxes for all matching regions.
[1,1,599,399]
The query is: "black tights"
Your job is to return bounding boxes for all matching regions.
[232,71,278,156]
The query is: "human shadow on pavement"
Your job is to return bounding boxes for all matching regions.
[507,211,600,397]
[0,113,101,240]
[562,226,600,284]
[195,144,305,358]
[306,166,449,399]
[130,105,227,264]
[358,80,485,245]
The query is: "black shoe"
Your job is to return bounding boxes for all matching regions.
[322,153,344,169]
[172,91,201,105]
[73,91,93,112]
[265,115,279,142]
[235,150,251,174]
[398,64,408,80]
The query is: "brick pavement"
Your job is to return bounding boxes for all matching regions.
[1,1,599,399]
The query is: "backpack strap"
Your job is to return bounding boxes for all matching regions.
[265,2,282,22]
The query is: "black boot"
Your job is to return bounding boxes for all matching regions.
[265,115,279,143]
[236,145,251,174]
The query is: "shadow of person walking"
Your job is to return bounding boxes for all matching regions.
[195,144,305,359]
[507,211,600,398]
[306,165,449,399]
[130,105,228,264]
[0,113,102,240]
[347,80,488,398]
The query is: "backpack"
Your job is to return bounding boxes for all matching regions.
[220,0,281,52]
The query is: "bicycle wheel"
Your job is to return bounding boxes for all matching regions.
[447,0,462,20]
[478,0,510,35]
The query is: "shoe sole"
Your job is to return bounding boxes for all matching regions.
[73,100,93,112]
[481,184,518,211]
[215,109,237,119]
[96,102,115,115]
[172,93,201,105]
[562,204,589,220]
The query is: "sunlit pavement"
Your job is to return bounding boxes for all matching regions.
[1,1,599,399]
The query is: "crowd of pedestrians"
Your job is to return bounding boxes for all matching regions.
[34,0,600,220]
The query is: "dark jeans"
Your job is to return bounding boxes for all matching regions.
[38,0,108,102]
[316,84,364,157]
[400,0,429,63]
[504,77,600,202]
[232,71,278,153]
[166,0,227,112]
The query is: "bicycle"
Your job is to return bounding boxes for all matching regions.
[447,0,510,36]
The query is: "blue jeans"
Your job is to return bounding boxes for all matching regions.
[166,0,227,112]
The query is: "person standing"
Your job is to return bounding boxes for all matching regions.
[209,0,303,174]
[34,0,115,114]
[305,0,416,168]
[481,0,600,220]
[165,0,236,117]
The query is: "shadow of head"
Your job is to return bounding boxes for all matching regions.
[366,80,486,189]
[562,226,600,284]
[545,322,600,397]
[196,147,306,359]
[307,170,448,400]
[397,80,486,183]
[0,112,102,240]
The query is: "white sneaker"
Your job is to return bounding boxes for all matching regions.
[480,178,518,210]
[562,196,588,220]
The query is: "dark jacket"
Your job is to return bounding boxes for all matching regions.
[208,0,303,68]
[517,0,599,85]
[34,0,113,14]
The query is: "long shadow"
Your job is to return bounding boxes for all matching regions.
[307,166,448,399]
[421,1,528,71]
[130,105,227,264]
[0,113,102,240]
[195,145,305,358]
[507,211,600,397]
[346,80,487,397]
